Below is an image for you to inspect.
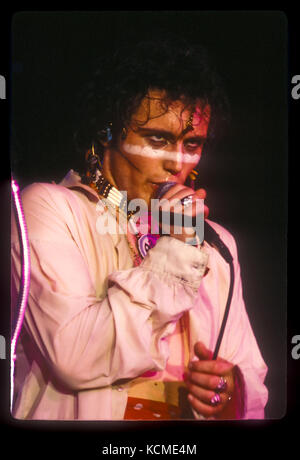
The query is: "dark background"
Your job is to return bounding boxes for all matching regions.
[10,11,287,419]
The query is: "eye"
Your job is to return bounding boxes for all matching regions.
[146,135,169,147]
[184,139,204,151]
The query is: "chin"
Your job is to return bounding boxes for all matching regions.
[127,190,149,206]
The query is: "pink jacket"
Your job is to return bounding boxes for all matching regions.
[11,170,268,420]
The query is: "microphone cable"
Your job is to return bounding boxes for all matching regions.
[156,182,234,360]
[203,220,234,359]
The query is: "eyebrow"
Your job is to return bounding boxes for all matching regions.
[135,127,207,142]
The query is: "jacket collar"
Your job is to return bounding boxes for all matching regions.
[59,169,100,202]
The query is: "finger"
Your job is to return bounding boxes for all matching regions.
[194,189,209,218]
[158,189,192,214]
[187,371,230,395]
[165,186,195,202]
[187,370,223,391]
[159,183,188,200]
[160,196,203,222]
[187,393,224,418]
[189,359,234,376]
[186,381,231,410]
[194,341,213,360]
[204,205,209,218]
[193,342,234,370]
[159,188,206,220]
[159,185,206,205]
[186,380,218,405]
[194,188,206,200]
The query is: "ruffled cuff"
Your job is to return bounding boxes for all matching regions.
[140,236,208,291]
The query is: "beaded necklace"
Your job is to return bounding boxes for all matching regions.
[82,156,159,266]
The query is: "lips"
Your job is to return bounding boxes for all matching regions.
[150,182,161,190]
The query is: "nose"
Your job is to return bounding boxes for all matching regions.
[163,150,183,176]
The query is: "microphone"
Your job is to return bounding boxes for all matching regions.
[155,182,233,263]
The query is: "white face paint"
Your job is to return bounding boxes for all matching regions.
[123,143,201,164]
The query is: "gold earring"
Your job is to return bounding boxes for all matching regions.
[189,169,198,181]
[188,169,198,190]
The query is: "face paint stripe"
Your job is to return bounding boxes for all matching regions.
[123,143,200,164]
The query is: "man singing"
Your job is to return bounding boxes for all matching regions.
[11,36,268,420]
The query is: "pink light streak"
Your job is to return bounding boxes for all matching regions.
[11,177,31,411]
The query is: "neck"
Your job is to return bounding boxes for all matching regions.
[102,149,119,189]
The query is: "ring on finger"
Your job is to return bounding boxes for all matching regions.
[181,195,193,208]
[210,392,222,406]
[216,376,227,392]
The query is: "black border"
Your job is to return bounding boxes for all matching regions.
[1,8,297,457]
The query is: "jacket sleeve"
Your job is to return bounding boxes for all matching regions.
[11,183,208,391]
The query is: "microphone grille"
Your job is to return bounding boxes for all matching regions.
[155,181,177,199]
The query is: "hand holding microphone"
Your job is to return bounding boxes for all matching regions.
[155,182,209,245]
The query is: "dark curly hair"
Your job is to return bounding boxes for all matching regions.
[73,35,230,165]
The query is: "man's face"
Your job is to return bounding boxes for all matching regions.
[103,89,210,206]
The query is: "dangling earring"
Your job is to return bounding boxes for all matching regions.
[83,144,103,187]
[188,169,198,190]
[121,127,127,140]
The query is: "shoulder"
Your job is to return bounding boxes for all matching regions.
[20,181,89,217]
[16,182,90,242]
[21,182,76,206]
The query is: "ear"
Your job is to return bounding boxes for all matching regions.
[98,123,113,147]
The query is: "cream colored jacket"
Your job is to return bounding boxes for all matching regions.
[11,170,268,420]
